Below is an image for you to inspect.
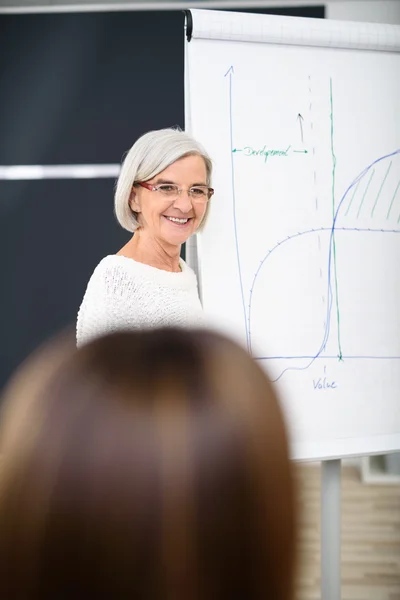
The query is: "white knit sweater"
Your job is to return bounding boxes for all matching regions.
[76,255,204,347]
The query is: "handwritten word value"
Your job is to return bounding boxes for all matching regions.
[313,377,337,390]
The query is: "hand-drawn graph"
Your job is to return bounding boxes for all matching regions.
[226,68,400,382]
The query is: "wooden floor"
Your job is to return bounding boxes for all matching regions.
[294,464,400,600]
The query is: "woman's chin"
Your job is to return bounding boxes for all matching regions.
[164,232,193,246]
[161,217,195,244]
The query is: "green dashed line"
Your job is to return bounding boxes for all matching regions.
[371,161,392,218]
[357,169,375,218]
[387,179,400,220]
[345,179,360,216]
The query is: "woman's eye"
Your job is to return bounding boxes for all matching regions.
[191,187,206,196]
[159,185,176,193]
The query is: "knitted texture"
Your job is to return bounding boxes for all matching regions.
[76,255,204,347]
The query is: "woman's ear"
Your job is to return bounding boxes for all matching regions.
[129,188,141,212]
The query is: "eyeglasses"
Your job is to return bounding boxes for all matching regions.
[136,181,214,203]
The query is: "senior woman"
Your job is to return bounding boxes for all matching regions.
[76,128,213,347]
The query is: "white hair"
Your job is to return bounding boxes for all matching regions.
[114,127,213,233]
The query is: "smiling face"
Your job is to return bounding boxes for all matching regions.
[130,154,209,248]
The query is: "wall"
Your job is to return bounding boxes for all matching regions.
[327,0,400,24]
[1,0,400,26]
[0,0,398,26]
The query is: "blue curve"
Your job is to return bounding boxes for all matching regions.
[249,227,400,380]
[247,149,400,381]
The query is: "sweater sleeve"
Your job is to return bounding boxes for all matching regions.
[76,263,143,347]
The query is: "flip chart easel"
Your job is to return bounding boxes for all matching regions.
[184,9,400,598]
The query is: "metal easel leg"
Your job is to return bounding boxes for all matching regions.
[321,459,341,600]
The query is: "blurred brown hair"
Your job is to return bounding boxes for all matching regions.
[0,328,296,600]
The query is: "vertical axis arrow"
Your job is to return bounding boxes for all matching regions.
[224,65,250,352]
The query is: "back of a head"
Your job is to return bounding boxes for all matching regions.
[0,328,295,600]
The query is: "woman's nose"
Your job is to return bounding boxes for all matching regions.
[173,189,192,211]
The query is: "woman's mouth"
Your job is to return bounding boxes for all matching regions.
[163,215,192,227]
